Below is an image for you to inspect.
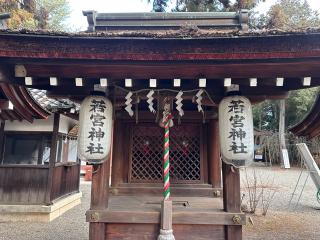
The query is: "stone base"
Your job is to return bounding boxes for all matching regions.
[0,192,82,222]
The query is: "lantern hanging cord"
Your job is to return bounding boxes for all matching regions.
[114,86,216,106]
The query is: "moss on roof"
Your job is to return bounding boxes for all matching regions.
[1,26,320,39]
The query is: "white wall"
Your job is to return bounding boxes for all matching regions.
[4,115,54,132]
[58,114,78,134]
[4,114,78,134]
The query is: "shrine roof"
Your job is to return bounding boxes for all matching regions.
[1,27,320,39]
[0,84,79,122]
[290,93,320,139]
[28,88,79,113]
[0,84,50,122]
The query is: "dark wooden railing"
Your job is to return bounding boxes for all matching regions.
[50,163,80,201]
[0,165,49,204]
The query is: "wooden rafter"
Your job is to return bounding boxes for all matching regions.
[2,84,34,122]
[18,86,50,119]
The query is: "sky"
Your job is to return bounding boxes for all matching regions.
[67,0,320,31]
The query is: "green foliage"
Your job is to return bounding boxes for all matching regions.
[252,87,319,131]
[286,87,319,127]
[8,8,37,29]
[253,100,279,131]
[36,0,71,30]
[151,0,265,12]
[2,0,70,31]
[251,0,320,29]
[173,0,223,12]
[151,0,169,12]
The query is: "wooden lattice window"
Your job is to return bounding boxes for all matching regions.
[129,123,202,183]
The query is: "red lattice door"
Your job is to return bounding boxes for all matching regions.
[129,123,203,183]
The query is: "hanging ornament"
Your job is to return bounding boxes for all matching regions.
[125,91,134,116]
[159,98,174,128]
[147,90,156,113]
[195,89,204,113]
[175,91,184,117]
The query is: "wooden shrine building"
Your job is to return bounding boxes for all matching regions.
[0,85,81,222]
[1,10,320,239]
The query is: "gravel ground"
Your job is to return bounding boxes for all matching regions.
[0,167,319,240]
[0,180,91,240]
[242,165,320,240]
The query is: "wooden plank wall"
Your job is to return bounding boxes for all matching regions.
[50,164,80,201]
[0,166,49,204]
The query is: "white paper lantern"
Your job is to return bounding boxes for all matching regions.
[78,95,113,164]
[219,95,254,167]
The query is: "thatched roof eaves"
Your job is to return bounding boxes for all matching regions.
[1,27,320,39]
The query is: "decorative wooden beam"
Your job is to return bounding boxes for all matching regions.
[22,61,320,79]
[86,209,246,225]
[1,31,320,63]
[46,87,93,99]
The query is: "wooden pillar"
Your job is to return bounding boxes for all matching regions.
[110,120,124,187]
[0,121,5,164]
[89,159,110,240]
[62,137,69,163]
[222,162,242,240]
[45,113,60,204]
[208,119,221,188]
[89,120,113,240]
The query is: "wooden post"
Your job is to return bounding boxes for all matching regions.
[208,119,221,188]
[279,99,288,167]
[222,162,242,240]
[45,113,60,205]
[161,200,173,230]
[111,120,124,187]
[62,137,69,163]
[89,120,113,240]
[89,159,110,240]
[0,121,5,164]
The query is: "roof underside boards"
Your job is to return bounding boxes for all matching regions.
[0,84,78,122]
[290,93,320,139]
[0,83,50,122]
